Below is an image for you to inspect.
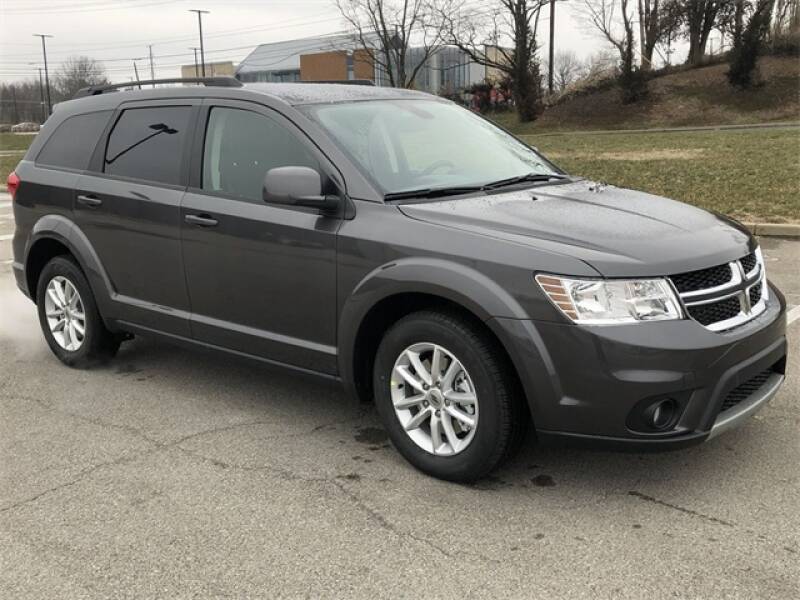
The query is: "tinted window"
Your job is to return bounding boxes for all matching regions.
[104,106,191,185]
[203,107,318,202]
[37,111,111,170]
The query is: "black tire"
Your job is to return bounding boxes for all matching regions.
[36,255,120,367]
[373,310,528,482]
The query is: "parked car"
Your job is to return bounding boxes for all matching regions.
[10,121,40,133]
[7,78,787,481]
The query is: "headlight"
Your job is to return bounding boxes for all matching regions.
[536,274,683,324]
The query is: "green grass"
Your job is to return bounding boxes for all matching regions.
[0,132,37,151]
[525,128,800,223]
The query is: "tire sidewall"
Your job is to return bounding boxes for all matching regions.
[36,256,104,367]
[373,315,505,481]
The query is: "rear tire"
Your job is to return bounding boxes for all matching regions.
[36,255,120,367]
[373,309,528,482]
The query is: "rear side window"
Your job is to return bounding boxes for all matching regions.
[36,111,111,171]
[202,106,318,202]
[104,106,191,186]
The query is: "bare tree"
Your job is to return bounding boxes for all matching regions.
[579,0,647,101]
[54,56,109,99]
[638,0,662,69]
[443,0,548,122]
[551,49,583,89]
[683,0,729,65]
[728,0,776,87]
[335,0,450,88]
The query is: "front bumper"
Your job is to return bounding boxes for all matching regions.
[490,282,787,450]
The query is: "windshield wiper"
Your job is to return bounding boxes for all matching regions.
[481,172,567,190]
[384,185,484,201]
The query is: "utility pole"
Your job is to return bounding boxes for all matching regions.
[189,9,210,77]
[148,45,156,86]
[548,0,556,94]
[132,59,142,89]
[10,87,19,123]
[33,34,53,115]
[189,47,200,77]
[36,68,45,122]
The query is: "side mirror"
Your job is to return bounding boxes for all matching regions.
[263,166,339,212]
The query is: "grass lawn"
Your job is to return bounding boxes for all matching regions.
[1,127,797,223]
[525,127,800,223]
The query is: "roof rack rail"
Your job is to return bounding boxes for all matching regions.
[74,77,243,98]
[299,79,375,86]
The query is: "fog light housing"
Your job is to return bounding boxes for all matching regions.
[644,398,678,431]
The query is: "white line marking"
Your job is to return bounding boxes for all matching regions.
[0,233,13,241]
[787,305,800,325]
[1,259,13,265]
[0,202,10,209]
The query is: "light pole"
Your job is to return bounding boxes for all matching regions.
[132,58,143,89]
[29,62,46,122]
[189,47,200,77]
[548,0,556,94]
[148,45,156,86]
[189,9,209,77]
[33,33,53,114]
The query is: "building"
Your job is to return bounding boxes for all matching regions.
[234,35,504,95]
[181,60,236,79]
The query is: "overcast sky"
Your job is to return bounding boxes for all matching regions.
[0,0,673,85]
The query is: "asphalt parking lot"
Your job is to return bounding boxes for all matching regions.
[1,193,798,598]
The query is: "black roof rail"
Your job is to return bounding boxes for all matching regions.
[298,79,375,86]
[73,77,244,98]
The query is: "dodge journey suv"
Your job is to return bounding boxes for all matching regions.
[9,77,787,481]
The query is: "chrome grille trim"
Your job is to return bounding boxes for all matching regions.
[671,249,768,332]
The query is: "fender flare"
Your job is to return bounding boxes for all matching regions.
[337,257,530,398]
[26,214,115,314]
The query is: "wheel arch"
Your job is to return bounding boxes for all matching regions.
[338,258,535,419]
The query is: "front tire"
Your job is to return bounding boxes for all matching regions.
[36,255,120,367]
[373,310,527,482]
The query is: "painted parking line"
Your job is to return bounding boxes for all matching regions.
[0,233,13,241]
[0,202,10,209]
[787,305,800,326]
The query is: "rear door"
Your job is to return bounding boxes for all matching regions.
[180,99,341,374]
[75,100,198,336]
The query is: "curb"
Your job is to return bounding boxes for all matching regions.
[741,223,800,238]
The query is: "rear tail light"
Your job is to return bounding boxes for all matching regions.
[6,170,19,200]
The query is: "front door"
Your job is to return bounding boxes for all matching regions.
[75,101,197,336]
[180,101,340,374]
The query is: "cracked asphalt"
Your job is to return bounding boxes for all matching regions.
[1,221,798,597]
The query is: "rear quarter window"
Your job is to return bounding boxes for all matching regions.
[103,106,191,186]
[36,110,112,171]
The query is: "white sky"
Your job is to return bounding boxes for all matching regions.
[0,0,692,85]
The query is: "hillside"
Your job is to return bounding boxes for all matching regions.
[494,56,800,134]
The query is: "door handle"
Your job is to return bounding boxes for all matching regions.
[77,194,102,208]
[185,214,219,227]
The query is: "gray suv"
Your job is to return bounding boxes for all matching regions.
[8,78,787,481]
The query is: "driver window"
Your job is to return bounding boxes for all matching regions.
[202,106,319,202]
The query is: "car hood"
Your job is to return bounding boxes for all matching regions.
[398,180,754,277]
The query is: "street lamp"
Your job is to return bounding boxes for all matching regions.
[33,33,53,114]
[189,9,209,77]
[28,62,46,122]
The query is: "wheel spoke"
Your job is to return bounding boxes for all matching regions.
[46,309,64,318]
[72,320,85,337]
[62,321,72,348]
[430,346,442,383]
[441,412,461,453]
[446,405,475,428]
[71,309,85,321]
[440,358,462,391]
[406,350,432,386]
[430,414,441,454]
[393,393,426,410]
[444,390,477,406]
[55,280,68,306]
[404,407,432,431]
[52,318,66,332]
[395,365,425,393]
[47,286,64,309]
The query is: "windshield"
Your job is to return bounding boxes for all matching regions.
[300,99,561,196]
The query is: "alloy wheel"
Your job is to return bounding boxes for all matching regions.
[390,342,479,456]
[44,276,86,351]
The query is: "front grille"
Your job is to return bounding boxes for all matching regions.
[740,252,757,274]
[749,283,762,306]
[687,296,741,326]
[670,264,732,294]
[720,368,774,412]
